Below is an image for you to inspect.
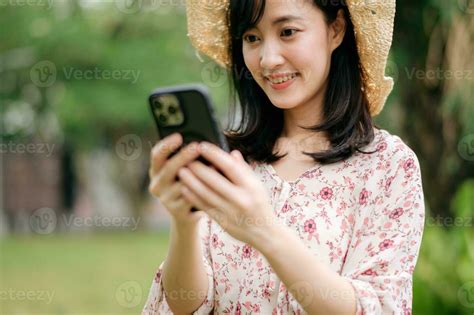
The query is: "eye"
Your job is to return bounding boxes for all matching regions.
[243,34,259,43]
[281,29,298,37]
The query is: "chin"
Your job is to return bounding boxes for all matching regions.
[259,83,306,108]
[268,97,302,110]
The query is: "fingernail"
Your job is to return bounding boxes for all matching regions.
[188,142,198,153]
[170,133,180,140]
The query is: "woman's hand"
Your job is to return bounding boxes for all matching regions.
[148,133,206,227]
[177,142,281,247]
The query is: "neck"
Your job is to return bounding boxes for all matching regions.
[281,92,325,139]
[278,99,330,154]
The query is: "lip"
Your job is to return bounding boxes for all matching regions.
[266,74,298,90]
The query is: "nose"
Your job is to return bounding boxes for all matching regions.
[259,40,285,71]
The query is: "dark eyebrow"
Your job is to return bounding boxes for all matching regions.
[271,15,303,26]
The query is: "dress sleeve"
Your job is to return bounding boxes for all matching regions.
[142,214,215,315]
[340,148,425,315]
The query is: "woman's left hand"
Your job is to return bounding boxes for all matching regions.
[177,141,279,248]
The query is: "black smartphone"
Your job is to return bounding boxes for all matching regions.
[148,84,230,211]
[149,83,229,157]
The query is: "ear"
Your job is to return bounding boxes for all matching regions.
[329,9,347,53]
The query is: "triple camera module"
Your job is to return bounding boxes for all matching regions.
[152,94,184,127]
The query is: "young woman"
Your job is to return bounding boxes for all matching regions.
[143,0,425,314]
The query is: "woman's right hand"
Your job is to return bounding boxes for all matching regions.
[148,133,205,226]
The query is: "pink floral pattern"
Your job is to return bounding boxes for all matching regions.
[320,187,333,200]
[142,128,425,314]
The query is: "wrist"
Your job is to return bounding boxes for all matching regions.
[251,216,289,256]
[170,218,200,238]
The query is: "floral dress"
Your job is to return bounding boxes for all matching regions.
[142,128,425,314]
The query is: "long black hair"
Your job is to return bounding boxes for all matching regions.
[223,0,379,165]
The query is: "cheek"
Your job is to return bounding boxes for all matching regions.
[297,35,331,80]
[243,48,264,83]
[243,48,257,72]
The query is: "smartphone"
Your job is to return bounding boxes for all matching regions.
[148,84,230,211]
[149,83,229,156]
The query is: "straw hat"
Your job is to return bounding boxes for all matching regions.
[185,0,396,117]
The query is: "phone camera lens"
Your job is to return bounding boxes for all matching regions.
[159,114,167,123]
[154,100,162,110]
[168,106,177,114]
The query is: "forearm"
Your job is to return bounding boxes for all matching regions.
[254,225,357,315]
[162,220,209,314]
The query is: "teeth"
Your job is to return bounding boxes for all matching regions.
[269,73,297,84]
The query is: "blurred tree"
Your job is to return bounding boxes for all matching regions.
[0,0,230,221]
[391,0,474,217]
[1,0,229,148]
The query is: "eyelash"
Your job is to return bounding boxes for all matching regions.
[243,29,298,43]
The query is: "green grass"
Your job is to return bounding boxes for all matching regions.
[0,231,170,314]
[2,226,472,314]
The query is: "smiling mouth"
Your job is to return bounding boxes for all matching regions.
[265,73,299,84]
